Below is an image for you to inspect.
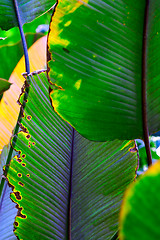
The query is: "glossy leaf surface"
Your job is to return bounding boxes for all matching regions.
[0,0,55,30]
[7,70,137,239]
[120,160,160,240]
[47,0,160,141]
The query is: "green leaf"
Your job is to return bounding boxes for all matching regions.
[7,71,138,239]
[0,0,56,30]
[47,0,160,141]
[119,160,160,240]
[0,78,11,95]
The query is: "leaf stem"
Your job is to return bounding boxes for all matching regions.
[13,0,30,73]
[142,0,152,166]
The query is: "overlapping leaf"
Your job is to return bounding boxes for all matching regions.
[6,69,138,239]
[120,160,160,240]
[47,0,160,141]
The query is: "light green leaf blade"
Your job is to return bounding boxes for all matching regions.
[7,71,137,239]
[0,0,55,30]
[47,0,160,141]
[120,160,160,240]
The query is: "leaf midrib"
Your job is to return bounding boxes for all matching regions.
[67,128,75,239]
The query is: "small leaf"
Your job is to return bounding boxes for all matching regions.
[0,78,11,95]
[120,160,160,240]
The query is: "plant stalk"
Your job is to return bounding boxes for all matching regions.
[0,0,30,196]
[13,0,30,73]
[142,0,152,167]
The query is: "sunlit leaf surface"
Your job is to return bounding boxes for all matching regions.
[0,36,47,153]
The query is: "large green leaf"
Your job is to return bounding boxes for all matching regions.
[47,0,160,141]
[0,0,55,30]
[6,71,137,239]
[119,160,160,240]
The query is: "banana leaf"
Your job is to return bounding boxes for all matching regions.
[5,70,138,239]
[47,0,160,141]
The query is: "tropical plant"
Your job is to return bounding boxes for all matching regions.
[1,0,160,240]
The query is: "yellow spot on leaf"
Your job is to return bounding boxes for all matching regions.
[57,74,63,80]
[74,79,82,90]
[64,20,72,27]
